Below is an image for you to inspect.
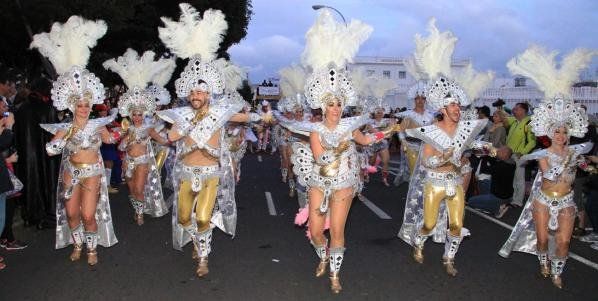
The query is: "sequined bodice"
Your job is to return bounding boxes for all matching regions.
[66,128,102,153]
[128,125,151,145]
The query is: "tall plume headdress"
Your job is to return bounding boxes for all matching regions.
[301,9,373,111]
[103,49,176,117]
[30,16,107,112]
[406,18,470,111]
[453,62,495,120]
[366,75,398,114]
[507,46,596,138]
[146,54,177,106]
[158,3,229,98]
[279,64,307,112]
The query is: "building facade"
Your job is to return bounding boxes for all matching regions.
[349,56,598,114]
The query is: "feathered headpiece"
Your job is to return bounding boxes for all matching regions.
[103,49,175,116]
[279,64,307,112]
[159,3,228,97]
[301,9,372,111]
[367,75,397,114]
[507,46,595,100]
[349,68,372,107]
[30,16,107,112]
[146,55,177,106]
[407,18,469,111]
[453,63,494,102]
[508,46,595,138]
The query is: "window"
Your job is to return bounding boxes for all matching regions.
[366,70,375,76]
[383,70,391,78]
[514,77,526,87]
[398,71,406,79]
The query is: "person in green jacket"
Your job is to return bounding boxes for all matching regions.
[505,102,536,206]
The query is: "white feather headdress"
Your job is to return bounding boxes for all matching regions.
[159,3,229,97]
[302,9,372,111]
[507,46,596,99]
[147,55,177,106]
[508,46,595,138]
[408,18,469,111]
[104,49,176,116]
[367,76,397,113]
[453,63,494,101]
[30,16,107,112]
[30,16,107,75]
[279,64,307,112]
[350,68,371,98]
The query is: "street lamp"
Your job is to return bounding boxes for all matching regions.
[312,4,347,26]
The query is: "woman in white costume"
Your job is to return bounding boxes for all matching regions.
[31,16,119,265]
[499,46,596,289]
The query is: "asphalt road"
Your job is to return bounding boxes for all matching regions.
[1,152,597,300]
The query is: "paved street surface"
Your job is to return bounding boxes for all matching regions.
[1,152,597,300]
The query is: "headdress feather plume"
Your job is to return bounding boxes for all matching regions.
[301,9,372,70]
[411,18,457,79]
[30,16,107,74]
[453,63,494,100]
[158,4,228,61]
[279,64,306,97]
[507,46,596,99]
[103,49,173,88]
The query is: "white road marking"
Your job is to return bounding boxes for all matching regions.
[257,155,263,162]
[466,206,598,272]
[358,195,392,220]
[265,191,277,216]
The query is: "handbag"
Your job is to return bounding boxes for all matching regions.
[6,169,23,197]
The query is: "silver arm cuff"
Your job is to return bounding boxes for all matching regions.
[316,151,335,165]
[46,139,66,156]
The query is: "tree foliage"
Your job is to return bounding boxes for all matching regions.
[0,0,253,87]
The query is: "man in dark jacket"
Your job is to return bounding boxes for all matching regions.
[0,115,15,236]
[468,147,516,218]
[13,78,59,229]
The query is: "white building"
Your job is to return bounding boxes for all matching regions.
[349,56,598,114]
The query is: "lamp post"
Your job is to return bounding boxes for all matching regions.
[311,4,347,26]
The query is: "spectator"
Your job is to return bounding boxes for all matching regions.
[492,98,506,111]
[570,111,597,237]
[582,155,598,249]
[505,102,536,207]
[0,110,15,269]
[468,147,516,218]
[13,77,60,229]
[0,146,27,251]
[484,110,508,148]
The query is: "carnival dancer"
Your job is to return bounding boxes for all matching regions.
[32,16,119,265]
[397,19,494,276]
[499,46,596,289]
[156,3,260,278]
[365,76,398,186]
[277,65,310,204]
[289,9,399,293]
[256,100,275,152]
[273,97,293,183]
[103,49,175,225]
[393,81,434,186]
